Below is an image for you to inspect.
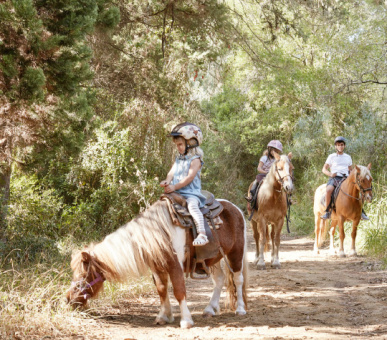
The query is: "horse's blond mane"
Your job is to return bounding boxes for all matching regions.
[357,165,372,179]
[73,201,176,282]
[259,154,290,201]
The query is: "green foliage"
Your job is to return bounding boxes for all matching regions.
[20,67,46,100]
[97,6,120,28]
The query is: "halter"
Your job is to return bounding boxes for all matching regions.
[71,272,105,300]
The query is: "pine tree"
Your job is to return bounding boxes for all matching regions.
[0,0,119,236]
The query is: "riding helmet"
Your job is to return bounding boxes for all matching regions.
[334,136,346,145]
[168,122,203,147]
[267,140,283,152]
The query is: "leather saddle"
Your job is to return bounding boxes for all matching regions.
[160,190,224,279]
[321,177,347,211]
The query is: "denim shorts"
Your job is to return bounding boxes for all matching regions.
[327,176,344,187]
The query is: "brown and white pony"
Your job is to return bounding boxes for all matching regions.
[313,164,373,257]
[66,199,248,328]
[249,152,294,270]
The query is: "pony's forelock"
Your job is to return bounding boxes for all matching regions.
[358,165,372,179]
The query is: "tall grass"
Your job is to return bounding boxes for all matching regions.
[0,250,154,338]
[360,175,387,264]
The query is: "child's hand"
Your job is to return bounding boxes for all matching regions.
[160,180,169,187]
[164,184,176,193]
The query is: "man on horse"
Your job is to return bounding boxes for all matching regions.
[321,136,369,220]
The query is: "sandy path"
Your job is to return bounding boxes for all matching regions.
[82,227,387,340]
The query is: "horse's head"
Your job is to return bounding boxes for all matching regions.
[274,152,294,194]
[66,249,106,307]
[355,163,373,203]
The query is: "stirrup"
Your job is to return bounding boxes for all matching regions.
[321,211,331,220]
[193,234,209,247]
[361,212,369,221]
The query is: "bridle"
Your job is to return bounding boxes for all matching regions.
[340,172,372,202]
[71,271,105,300]
[274,161,294,192]
[274,160,294,233]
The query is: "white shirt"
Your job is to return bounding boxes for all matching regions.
[259,155,275,173]
[325,153,352,176]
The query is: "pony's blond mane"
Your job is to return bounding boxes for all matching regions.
[80,201,176,282]
[259,154,290,202]
[357,165,372,179]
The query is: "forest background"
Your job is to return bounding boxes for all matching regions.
[0,0,386,337]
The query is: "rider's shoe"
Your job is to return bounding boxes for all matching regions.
[244,195,253,202]
[321,211,331,220]
[361,212,369,221]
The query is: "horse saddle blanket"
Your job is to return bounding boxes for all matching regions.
[160,191,223,260]
[320,177,346,210]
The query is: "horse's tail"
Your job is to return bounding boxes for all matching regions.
[225,210,248,311]
[314,184,329,248]
[317,219,329,248]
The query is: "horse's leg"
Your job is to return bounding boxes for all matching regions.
[153,271,174,325]
[313,212,321,254]
[225,252,247,315]
[203,263,224,317]
[337,218,346,258]
[329,219,337,255]
[251,219,260,265]
[167,227,194,328]
[348,220,360,256]
[271,221,283,269]
[232,268,247,315]
[256,217,266,270]
[167,258,194,329]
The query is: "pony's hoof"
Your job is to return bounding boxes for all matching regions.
[235,307,246,315]
[339,252,346,258]
[180,320,194,329]
[203,305,219,317]
[271,264,281,269]
[155,315,174,325]
[257,264,266,270]
[348,250,357,257]
[202,312,213,318]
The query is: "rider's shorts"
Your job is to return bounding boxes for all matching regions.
[327,176,344,188]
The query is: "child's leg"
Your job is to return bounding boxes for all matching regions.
[186,197,208,246]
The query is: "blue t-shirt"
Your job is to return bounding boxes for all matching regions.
[171,155,206,208]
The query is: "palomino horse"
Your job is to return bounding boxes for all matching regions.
[249,152,294,270]
[313,164,373,257]
[66,199,247,328]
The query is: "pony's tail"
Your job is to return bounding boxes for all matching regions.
[317,218,329,248]
[224,244,248,311]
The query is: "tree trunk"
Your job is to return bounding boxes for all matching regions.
[0,163,11,240]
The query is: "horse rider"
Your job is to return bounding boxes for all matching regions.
[245,140,283,202]
[160,122,209,246]
[321,136,369,220]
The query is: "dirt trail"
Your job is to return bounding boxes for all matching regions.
[84,228,387,340]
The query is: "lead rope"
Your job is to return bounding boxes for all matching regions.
[285,193,291,233]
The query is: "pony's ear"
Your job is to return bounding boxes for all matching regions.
[81,251,91,263]
[273,151,281,160]
[355,165,361,173]
[367,163,371,170]
[288,152,293,160]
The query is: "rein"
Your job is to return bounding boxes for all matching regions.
[339,174,372,202]
[71,272,105,300]
[275,163,293,233]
